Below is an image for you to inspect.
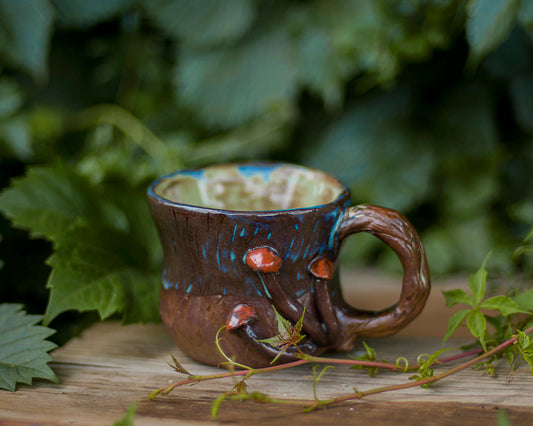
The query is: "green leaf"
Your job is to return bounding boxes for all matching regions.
[468,254,490,306]
[480,295,531,316]
[466,0,520,60]
[0,304,58,392]
[294,308,305,338]
[518,0,533,38]
[0,79,24,118]
[0,0,54,79]
[467,309,487,349]
[442,289,474,308]
[296,27,346,110]
[497,410,513,426]
[0,114,32,161]
[304,88,435,212]
[175,24,298,128]
[443,309,471,343]
[273,307,292,342]
[52,0,135,28]
[43,225,160,325]
[112,403,137,426]
[0,165,126,240]
[512,289,533,311]
[143,0,254,47]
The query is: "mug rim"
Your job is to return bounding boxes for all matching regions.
[147,162,350,215]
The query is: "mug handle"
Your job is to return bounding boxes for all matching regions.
[334,204,430,342]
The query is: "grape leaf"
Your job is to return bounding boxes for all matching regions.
[480,295,531,316]
[468,254,489,306]
[443,309,471,343]
[175,24,298,128]
[512,289,533,311]
[43,225,160,325]
[466,0,520,60]
[442,289,474,308]
[143,0,254,47]
[0,0,54,79]
[0,304,58,392]
[467,309,487,350]
[0,165,127,240]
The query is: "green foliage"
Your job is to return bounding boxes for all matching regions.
[0,0,54,79]
[0,0,533,367]
[111,403,137,426]
[466,0,520,61]
[259,307,305,364]
[0,163,162,325]
[443,253,532,350]
[0,304,57,391]
[409,348,452,387]
[350,341,379,377]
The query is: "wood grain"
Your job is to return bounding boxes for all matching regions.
[1,272,532,425]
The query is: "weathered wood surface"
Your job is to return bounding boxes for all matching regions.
[1,271,532,425]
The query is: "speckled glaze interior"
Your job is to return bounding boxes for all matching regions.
[152,163,345,211]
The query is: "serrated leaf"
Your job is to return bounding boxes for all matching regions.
[443,309,471,343]
[143,0,254,47]
[0,304,58,391]
[175,25,298,128]
[257,335,287,348]
[0,0,54,79]
[0,165,126,240]
[274,307,293,342]
[467,309,487,349]
[512,289,533,311]
[443,289,474,308]
[52,0,135,28]
[468,254,490,306]
[480,295,531,316]
[294,308,305,337]
[43,225,160,325]
[466,0,520,59]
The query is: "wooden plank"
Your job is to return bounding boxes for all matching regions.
[1,272,531,425]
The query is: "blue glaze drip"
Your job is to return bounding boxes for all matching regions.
[180,169,205,179]
[257,273,272,298]
[244,276,263,297]
[185,283,193,293]
[284,235,297,261]
[240,228,246,237]
[237,164,274,181]
[295,288,306,298]
[230,251,239,274]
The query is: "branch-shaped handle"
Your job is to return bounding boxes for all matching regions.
[335,205,430,342]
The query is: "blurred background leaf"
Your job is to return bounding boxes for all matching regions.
[0,0,532,344]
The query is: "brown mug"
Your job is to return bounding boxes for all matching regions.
[148,163,430,368]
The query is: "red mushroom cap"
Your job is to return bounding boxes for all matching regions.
[308,257,334,280]
[226,304,258,330]
[245,246,283,273]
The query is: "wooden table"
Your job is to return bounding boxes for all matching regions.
[1,271,532,425]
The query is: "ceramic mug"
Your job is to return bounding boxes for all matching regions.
[148,163,430,367]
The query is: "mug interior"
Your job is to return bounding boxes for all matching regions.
[151,164,346,211]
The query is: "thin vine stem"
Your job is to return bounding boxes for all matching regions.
[151,324,533,409]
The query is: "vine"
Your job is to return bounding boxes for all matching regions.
[150,238,533,418]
